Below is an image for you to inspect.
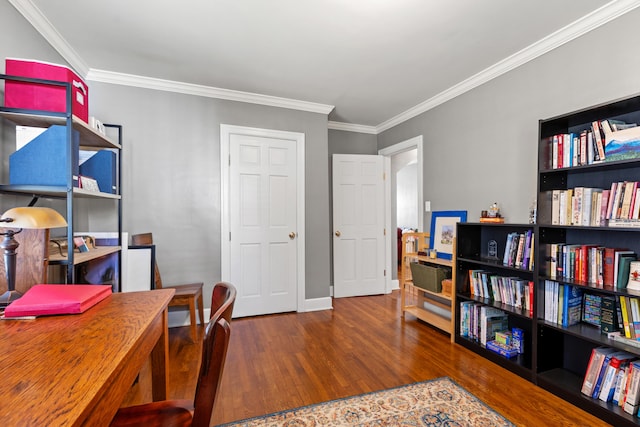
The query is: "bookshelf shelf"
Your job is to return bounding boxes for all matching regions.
[535,93,640,426]
[400,232,455,340]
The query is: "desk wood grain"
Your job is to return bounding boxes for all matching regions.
[0,288,174,427]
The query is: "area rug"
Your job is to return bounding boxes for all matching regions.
[220,377,514,426]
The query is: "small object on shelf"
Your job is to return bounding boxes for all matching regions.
[480,202,504,222]
[487,240,498,259]
[485,340,518,359]
[73,237,89,253]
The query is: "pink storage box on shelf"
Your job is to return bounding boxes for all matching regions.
[4,58,89,123]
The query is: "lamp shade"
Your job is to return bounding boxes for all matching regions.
[0,207,67,229]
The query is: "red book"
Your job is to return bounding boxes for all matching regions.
[3,284,112,317]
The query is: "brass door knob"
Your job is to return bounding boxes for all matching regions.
[289,232,296,239]
[335,230,341,237]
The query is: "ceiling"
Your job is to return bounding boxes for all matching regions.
[11,0,639,133]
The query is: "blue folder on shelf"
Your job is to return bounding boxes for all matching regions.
[9,125,79,187]
[79,150,117,193]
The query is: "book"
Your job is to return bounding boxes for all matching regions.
[620,296,633,339]
[582,293,601,327]
[599,352,636,402]
[624,361,640,414]
[614,251,636,288]
[512,327,524,354]
[617,254,637,289]
[593,351,619,398]
[600,295,618,334]
[582,347,616,396]
[3,284,112,317]
[485,339,518,358]
[628,261,640,291]
[604,248,629,287]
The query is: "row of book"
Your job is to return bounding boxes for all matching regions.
[467,270,533,312]
[545,244,640,290]
[458,302,524,357]
[548,119,638,170]
[501,230,534,270]
[542,281,584,327]
[581,347,640,415]
[550,182,640,228]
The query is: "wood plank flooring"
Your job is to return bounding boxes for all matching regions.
[122,290,611,426]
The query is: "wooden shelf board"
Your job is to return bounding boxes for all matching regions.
[49,246,121,265]
[403,306,452,334]
[0,110,120,149]
[0,185,120,200]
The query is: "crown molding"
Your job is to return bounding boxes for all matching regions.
[8,0,90,76]
[328,121,377,134]
[376,0,640,134]
[12,0,640,131]
[86,69,334,115]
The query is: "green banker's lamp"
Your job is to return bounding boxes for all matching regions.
[0,207,67,307]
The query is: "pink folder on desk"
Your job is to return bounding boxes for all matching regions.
[3,284,112,317]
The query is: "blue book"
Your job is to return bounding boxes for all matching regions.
[9,125,79,187]
[561,285,583,327]
[79,150,117,193]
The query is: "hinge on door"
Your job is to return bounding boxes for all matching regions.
[229,232,231,241]
[383,228,386,236]
[384,269,386,276]
[383,172,386,180]
[229,155,231,166]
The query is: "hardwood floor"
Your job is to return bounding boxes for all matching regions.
[123,290,611,426]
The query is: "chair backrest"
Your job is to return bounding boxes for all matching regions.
[131,232,163,289]
[191,282,236,427]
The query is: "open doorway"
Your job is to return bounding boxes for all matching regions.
[379,136,424,290]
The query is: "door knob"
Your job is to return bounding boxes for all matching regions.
[335,230,341,237]
[289,232,296,239]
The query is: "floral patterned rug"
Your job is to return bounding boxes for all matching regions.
[219,377,514,426]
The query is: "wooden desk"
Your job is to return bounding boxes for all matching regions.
[0,288,174,427]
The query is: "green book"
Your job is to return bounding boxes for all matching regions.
[617,255,637,289]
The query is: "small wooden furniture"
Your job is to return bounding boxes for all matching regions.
[0,288,174,426]
[0,228,49,295]
[401,232,456,342]
[111,282,236,427]
[132,233,205,342]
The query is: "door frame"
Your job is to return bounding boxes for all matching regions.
[220,124,306,313]
[379,135,424,291]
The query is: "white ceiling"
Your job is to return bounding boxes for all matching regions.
[11,0,639,133]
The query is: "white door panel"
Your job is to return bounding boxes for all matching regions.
[333,154,385,298]
[224,128,302,317]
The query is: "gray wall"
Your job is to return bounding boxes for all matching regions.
[0,1,331,306]
[3,0,640,306]
[378,8,640,226]
[88,84,331,302]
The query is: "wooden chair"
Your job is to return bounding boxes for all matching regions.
[110,282,237,427]
[131,233,205,342]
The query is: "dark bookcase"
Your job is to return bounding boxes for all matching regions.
[535,93,640,426]
[455,222,535,382]
[456,93,640,426]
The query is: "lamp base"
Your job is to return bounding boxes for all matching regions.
[0,289,23,308]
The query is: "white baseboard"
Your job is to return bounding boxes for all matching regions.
[167,297,333,328]
[303,296,333,312]
[391,279,399,290]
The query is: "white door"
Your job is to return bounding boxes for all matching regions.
[332,154,385,297]
[221,126,304,317]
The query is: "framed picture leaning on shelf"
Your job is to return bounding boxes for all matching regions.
[429,210,467,260]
